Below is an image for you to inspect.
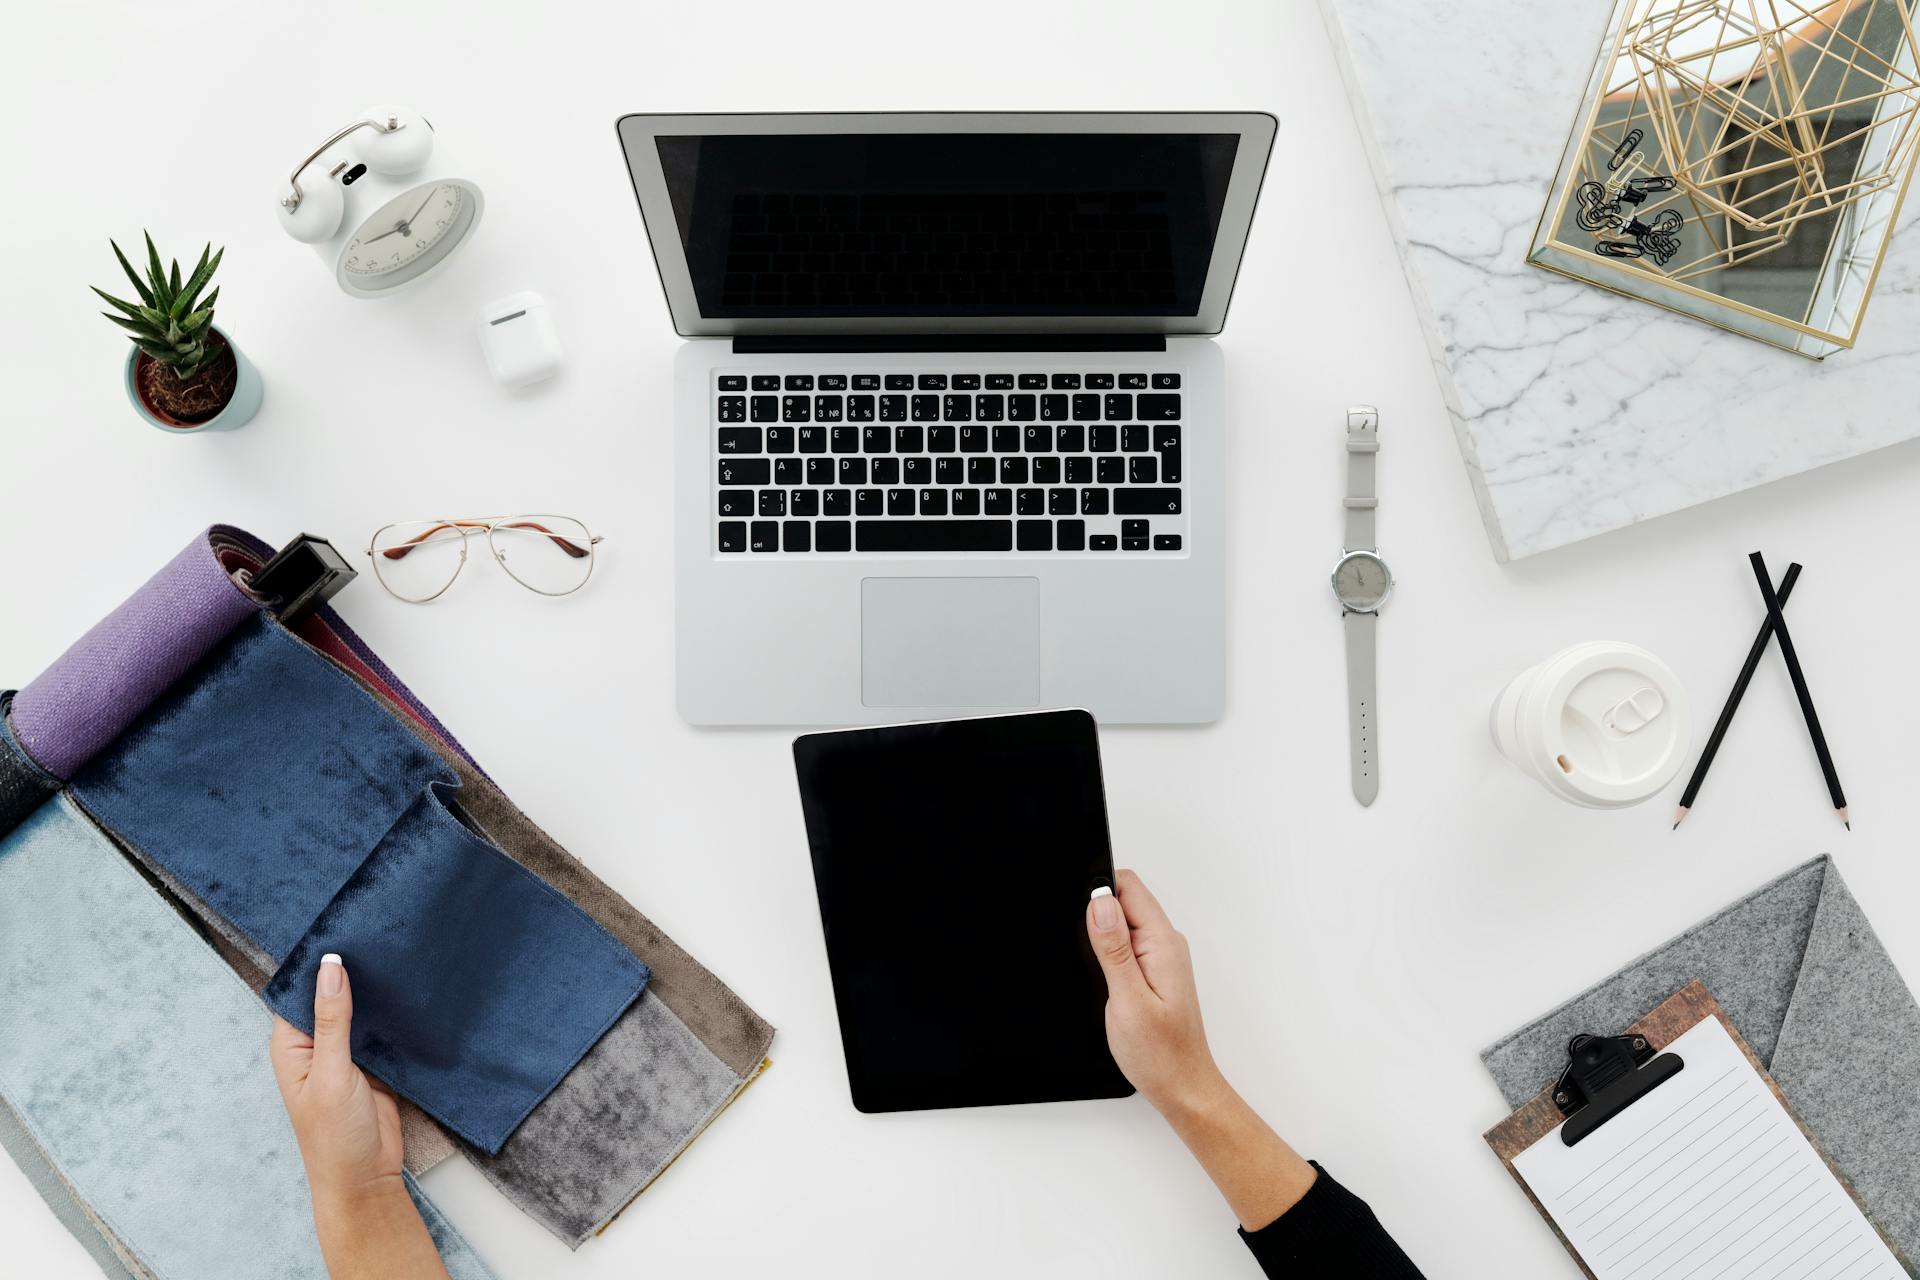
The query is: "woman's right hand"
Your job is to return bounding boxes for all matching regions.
[1084,868,1227,1117]
[1085,868,1318,1232]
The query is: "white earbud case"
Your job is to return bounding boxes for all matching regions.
[477,292,563,388]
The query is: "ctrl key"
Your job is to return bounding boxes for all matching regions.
[749,521,779,552]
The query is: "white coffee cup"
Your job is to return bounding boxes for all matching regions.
[1490,641,1691,809]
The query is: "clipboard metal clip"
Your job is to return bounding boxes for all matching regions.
[1551,1032,1685,1148]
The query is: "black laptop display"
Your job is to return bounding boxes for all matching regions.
[792,710,1133,1112]
[654,132,1240,318]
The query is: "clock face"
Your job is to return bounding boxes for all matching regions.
[340,183,472,287]
[1333,551,1392,612]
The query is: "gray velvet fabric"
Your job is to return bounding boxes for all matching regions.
[467,990,748,1248]
[1482,855,1920,1261]
[0,694,60,839]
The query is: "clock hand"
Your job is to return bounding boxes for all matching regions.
[361,191,440,247]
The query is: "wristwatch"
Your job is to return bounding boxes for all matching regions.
[1332,406,1392,806]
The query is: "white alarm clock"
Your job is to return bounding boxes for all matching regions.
[275,106,484,297]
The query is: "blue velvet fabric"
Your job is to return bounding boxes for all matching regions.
[68,615,649,1155]
[265,782,645,1151]
[69,622,445,960]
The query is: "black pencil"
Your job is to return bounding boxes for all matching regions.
[1750,551,1849,829]
[1672,561,1801,830]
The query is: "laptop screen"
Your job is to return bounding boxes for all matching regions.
[651,132,1241,320]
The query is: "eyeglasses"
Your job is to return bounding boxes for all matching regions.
[366,516,603,602]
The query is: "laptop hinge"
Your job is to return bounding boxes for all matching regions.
[731,333,1167,355]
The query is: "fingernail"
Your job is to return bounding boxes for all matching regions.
[317,953,343,997]
[1090,886,1118,929]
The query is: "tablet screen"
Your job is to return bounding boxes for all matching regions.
[793,710,1132,1112]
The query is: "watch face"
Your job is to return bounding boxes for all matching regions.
[341,183,474,289]
[1332,551,1392,611]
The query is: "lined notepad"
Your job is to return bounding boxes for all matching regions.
[1513,1017,1904,1280]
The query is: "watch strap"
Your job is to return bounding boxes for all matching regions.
[1344,406,1379,552]
[1344,610,1378,805]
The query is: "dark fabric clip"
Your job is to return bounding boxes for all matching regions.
[249,534,357,624]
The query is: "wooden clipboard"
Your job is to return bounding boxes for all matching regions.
[1483,980,1914,1280]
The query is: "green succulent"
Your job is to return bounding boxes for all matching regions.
[94,232,225,381]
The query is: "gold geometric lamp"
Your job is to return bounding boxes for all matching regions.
[1626,0,1920,233]
[1531,0,1920,357]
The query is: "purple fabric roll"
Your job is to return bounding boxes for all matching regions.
[10,527,260,779]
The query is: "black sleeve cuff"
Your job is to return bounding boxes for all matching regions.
[1237,1162,1426,1279]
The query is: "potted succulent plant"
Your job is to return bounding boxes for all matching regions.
[94,233,261,432]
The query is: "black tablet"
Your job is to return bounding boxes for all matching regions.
[793,710,1133,1113]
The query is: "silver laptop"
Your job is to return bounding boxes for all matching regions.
[616,112,1275,725]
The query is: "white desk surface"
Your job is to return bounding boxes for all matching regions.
[5,2,1919,1277]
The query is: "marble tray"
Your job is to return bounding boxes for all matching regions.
[1320,0,1920,561]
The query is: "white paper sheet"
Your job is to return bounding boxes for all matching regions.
[1512,1017,1905,1280]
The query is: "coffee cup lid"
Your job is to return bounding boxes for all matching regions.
[1530,642,1691,805]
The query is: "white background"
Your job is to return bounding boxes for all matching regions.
[4,2,1918,1277]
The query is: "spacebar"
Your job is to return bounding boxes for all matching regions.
[855,520,1014,552]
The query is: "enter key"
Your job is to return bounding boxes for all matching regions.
[1152,424,1182,484]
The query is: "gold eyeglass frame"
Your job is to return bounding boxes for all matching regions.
[365,515,604,602]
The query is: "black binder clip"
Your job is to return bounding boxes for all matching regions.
[249,534,357,625]
[1550,1032,1685,1147]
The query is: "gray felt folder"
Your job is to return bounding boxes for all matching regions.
[1482,856,1920,1262]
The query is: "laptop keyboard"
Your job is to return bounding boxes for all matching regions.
[712,370,1186,555]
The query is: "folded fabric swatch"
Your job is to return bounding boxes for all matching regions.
[70,615,650,1154]
[469,989,754,1247]
[287,600,777,1078]
[304,626,776,1247]
[264,783,645,1149]
[9,526,261,780]
[73,615,449,958]
[177,881,461,1178]
[0,795,496,1280]
[0,526,472,1176]
[8,523,774,1250]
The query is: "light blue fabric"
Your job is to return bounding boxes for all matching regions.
[0,1094,139,1280]
[0,795,495,1280]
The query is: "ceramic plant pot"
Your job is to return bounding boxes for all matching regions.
[123,325,262,433]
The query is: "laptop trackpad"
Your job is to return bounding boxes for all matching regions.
[861,577,1040,708]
